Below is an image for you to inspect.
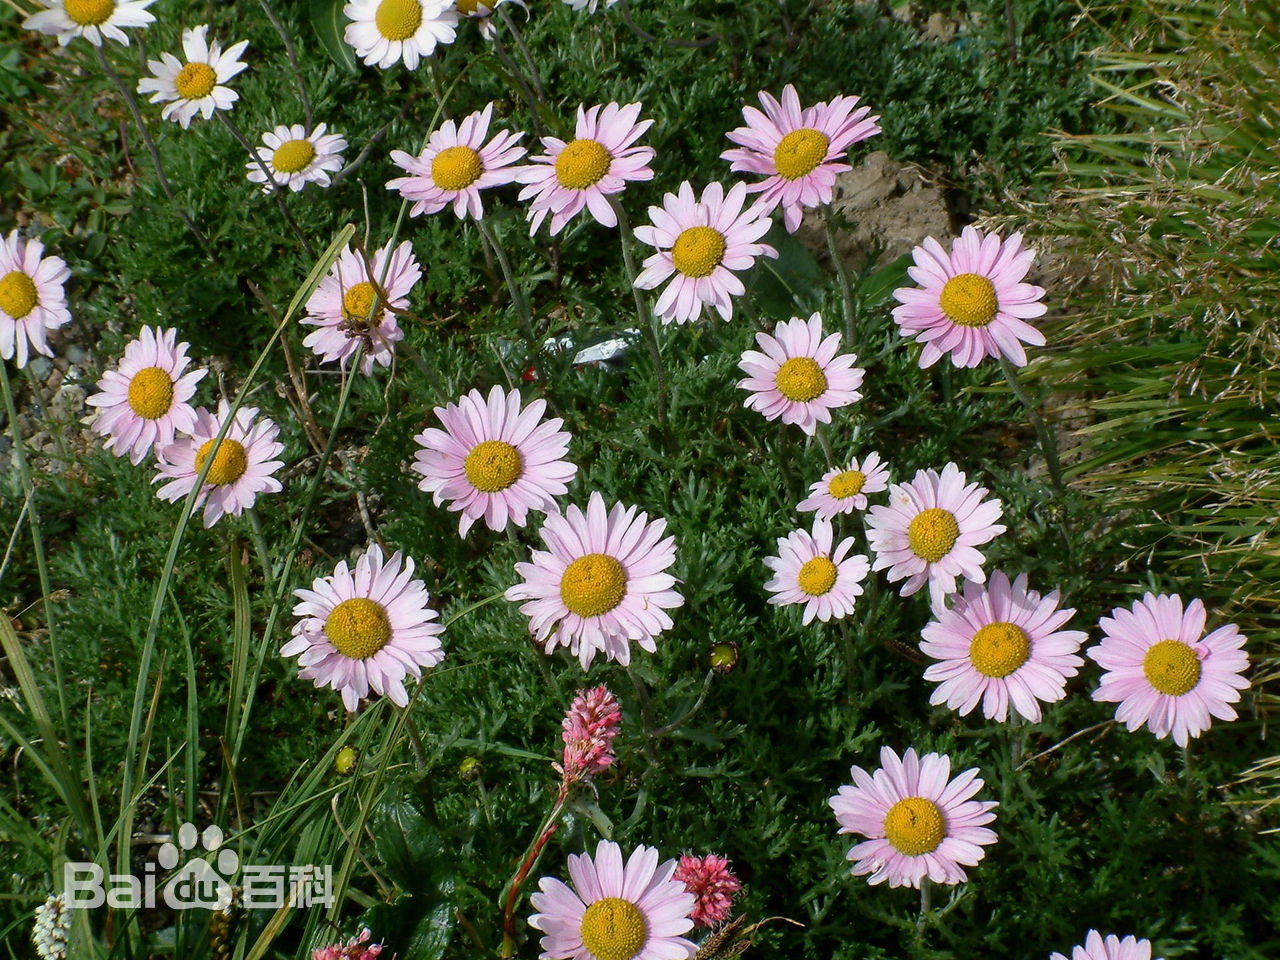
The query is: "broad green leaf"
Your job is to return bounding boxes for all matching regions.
[310,0,359,75]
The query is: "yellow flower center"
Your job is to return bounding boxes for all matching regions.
[174,62,217,101]
[375,0,423,40]
[969,621,1031,678]
[560,553,627,618]
[194,438,248,486]
[797,556,837,597]
[272,138,317,174]
[554,138,612,190]
[0,271,38,320]
[773,127,830,181]
[64,0,115,26]
[828,469,866,500]
[342,282,381,325]
[324,597,393,660]
[579,897,647,960]
[464,439,522,492]
[883,796,946,856]
[1143,639,1202,696]
[774,356,828,402]
[939,273,999,328]
[670,226,727,279]
[456,0,479,12]
[126,367,175,420]
[906,508,960,563]
[432,145,484,191]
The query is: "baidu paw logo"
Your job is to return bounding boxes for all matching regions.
[158,823,238,910]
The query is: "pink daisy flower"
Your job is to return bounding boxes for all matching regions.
[302,239,421,375]
[0,229,71,368]
[283,544,445,712]
[1051,931,1159,960]
[797,451,890,518]
[387,103,525,221]
[153,400,284,528]
[892,226,1048,369]
[764,517,869,625]
[86,326,206,465]
[722,84,880,233]
[828,746,998,888]
[674,854,740,929]
[920,570,1087,723]
[514,102,655,236]
[505,491,683,669]
[865,463,1006,608]
[411,384,577,537]
[736,312,864,435]
[1087,593,1249,747]
[529,840,697,960]
[633,181,777,325]
[560,685,621,781]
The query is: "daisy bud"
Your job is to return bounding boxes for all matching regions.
[561,685,621,780]
[709,641,740,675]
[333,746,358,775]
[674,853,742,928]
[458,756,483,782]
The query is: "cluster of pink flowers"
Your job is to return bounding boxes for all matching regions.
[312,928,383,960]
[560,686,622,780]
[674,854,741,928]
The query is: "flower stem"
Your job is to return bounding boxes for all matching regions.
[245,506,275,591]
[475,217,549,389]
[0,361,77,771]
[218,112,316,259]
[915,876,932,943]
[998,355,1066,496]
[501,790,568,958]
[95,47,215,259]
[823,203,858,347]
[255,0,313,130]
[610,197,668,426]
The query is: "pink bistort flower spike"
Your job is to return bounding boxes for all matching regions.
[674,854,741,928]
[561,685,621,780]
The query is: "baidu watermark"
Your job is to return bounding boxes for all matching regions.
[63,822,331,911]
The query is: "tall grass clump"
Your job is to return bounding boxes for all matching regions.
[1022,0,1279,788]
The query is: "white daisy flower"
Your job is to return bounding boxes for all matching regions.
[246,123,348,193]
[343,0,458,71]
[23,0,156,48]
[137,24,249,130]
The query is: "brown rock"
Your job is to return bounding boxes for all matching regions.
[797,150,956,273]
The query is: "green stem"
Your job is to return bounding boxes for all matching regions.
[229,345,364,763]
[255,0,313,130]
[915,876,932,946]
[0,361,83,820]
[610,197,668,426]
[218,111,316,259]
[823,203,858,347]
[998,355,1066,496]
[245,507,275,591]
[814,423,836,470]
[475,217,549,388]
[95,47,215,258]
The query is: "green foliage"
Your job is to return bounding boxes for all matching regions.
[0,0,1274,959]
